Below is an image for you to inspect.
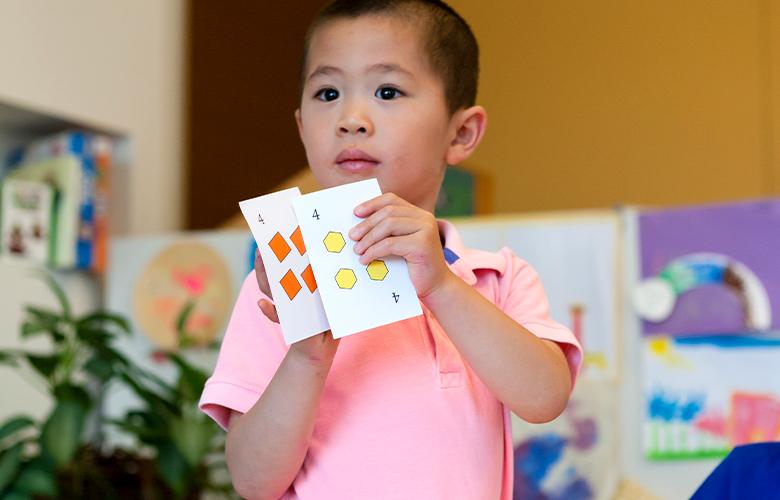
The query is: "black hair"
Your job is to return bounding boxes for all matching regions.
[300,0,479,115]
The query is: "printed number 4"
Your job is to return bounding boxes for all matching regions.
[258,213,265,224]
[312,209,320,220]
[392,292,399,303]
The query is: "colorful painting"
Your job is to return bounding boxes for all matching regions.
[133,241,233,351]
[635,200,780,336]
[643,335,780,460]
[512,381,619,499]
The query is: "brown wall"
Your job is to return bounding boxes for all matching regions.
[186,1,324,229]
[193,1,780,228]
[448,0,780,212]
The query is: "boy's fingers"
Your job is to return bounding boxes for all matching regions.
[349,204,416,240]
[353,192,411,218]
[257,299,280,323]
[254,253,273,298]
[359,235,415,264]
[353,217,419,254]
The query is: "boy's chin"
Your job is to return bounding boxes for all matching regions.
[318,168,379,187]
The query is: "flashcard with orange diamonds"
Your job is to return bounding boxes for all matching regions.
[292,179,422,339]
[239,188,330,344]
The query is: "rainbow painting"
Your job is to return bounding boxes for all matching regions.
[635,199,780,336]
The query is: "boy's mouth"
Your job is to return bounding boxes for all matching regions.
[335,149,379,172]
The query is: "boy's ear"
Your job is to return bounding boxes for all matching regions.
[445,105,487,166]
[294,108,304,142]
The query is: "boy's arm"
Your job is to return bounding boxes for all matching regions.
[351,193,573,423]
[420,273,571,422]
[226,341,335,499]
[224,252,339,498]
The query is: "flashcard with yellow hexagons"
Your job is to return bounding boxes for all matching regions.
[292,179,422,339]
[239,188,330,344]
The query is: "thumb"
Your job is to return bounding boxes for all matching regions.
[257,298,280,324]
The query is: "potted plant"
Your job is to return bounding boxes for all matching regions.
[0,273,232,499]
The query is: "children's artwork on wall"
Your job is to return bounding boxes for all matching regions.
[512,380,619,500]
[634,200,780,336]
[455,212,619,380]
[132,240,233,351]
[104,230,253,447]
[643,335,780,460]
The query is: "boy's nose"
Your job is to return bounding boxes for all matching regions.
[337,113,374,136]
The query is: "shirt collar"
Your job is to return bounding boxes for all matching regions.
[437,219,507,285]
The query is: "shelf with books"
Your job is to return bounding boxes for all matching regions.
[0,98,131,274]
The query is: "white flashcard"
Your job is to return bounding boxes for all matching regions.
[292,179,423,339]
[239,188,330,344]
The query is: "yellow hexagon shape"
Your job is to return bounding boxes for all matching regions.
[335,268,357,289]
[324,231,346,253]
[366,260,389,281]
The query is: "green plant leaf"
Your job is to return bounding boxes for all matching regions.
[23,306,60,326]
[93,345,131,370]
[118,372,178,418]
[1,490,31,500]
[83,355,113,382]
[175,300,196,337]
[168,354,208,404]
[77,328,114,347]
[107,409,168,445]
[40,399,87,467]
[25,354,59,379]
[76,312,131,336]
[0,441,24,493]
[52,384,91,409]
[131,365,177,395]
[157,441,189,497]
[20,322,49,339]
[0,351,20,366]
[14,463,57,497]
[171,413,216,468]
[22,307,66,343]
[0,417,35,443]
[34,272,72,321]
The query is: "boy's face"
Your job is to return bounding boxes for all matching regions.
[296,15,454,212]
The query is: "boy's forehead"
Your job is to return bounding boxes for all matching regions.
[305,15,430,78]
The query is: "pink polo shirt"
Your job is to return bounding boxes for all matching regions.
[199,220,582,499]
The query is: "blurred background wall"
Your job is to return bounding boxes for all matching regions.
[3,1,775,233]
[187,0,779,228]
[0,0,185,236]
[448,0,780,214]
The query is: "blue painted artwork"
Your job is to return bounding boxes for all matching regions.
[513,400,600,500]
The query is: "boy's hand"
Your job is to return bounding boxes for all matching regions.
[254,249,339,364]
[350,193,452,299]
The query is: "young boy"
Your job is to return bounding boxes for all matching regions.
[199,1,582,498]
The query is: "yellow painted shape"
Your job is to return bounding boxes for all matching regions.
[366,260,389,281]
[584,352,607,370]
[335,268,357,289]
[324,231,346,253]
[649,337,671,357]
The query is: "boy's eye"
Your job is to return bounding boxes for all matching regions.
[375,86,403,100]
[315,88,340,102]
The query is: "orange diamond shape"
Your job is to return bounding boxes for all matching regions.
[269,232,291,262]
[290,226,306,256]
[301,264,317,293]
[280,269,302,300]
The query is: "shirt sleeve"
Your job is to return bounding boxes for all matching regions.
[496,248,583,388]
[198,270,289,430]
